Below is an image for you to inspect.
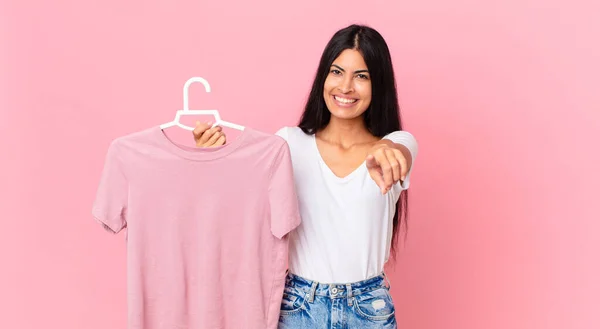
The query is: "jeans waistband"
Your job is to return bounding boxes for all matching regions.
[285,272,391,302]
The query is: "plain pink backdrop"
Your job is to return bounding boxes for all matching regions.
[1,1,598,328]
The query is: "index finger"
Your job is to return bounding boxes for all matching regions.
[365,154,379,169]
[374,152,393,190]
[193,121,212,138]
[366,156,387,193]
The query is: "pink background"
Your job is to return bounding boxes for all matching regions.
[1,1,598,328]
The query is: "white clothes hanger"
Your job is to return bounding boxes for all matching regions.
[159,77,245,131]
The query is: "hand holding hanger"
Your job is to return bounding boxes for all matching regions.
[193,121,226,147]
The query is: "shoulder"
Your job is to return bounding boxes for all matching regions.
[274,126,314,155]
[105,128,151,156]
[103,127,169,166]
[382,130,416,141]
[239,127,291,159]
[275,126,301,141]
[110,126,158,148]
[275,126,310,143]
[100,127,160,172]
[246,127,287,147]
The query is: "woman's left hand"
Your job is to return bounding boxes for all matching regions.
[365,140,409,194]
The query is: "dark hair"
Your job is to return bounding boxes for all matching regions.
[298,24,408,259]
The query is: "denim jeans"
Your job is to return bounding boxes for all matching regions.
[278,272,397,328]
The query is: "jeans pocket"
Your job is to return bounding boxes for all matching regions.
[352,287,396,321]
[280,286,307,315]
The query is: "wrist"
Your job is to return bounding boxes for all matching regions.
[373,139,394,149]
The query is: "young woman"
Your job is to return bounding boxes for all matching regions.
[195,24,418,329]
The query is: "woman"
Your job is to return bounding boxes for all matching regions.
[195,24,418,329]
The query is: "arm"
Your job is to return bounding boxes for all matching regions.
[366,131,418,194]
[381,130,418,174]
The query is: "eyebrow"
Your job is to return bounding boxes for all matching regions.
[331,64,369,74]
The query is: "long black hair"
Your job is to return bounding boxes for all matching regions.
[298,24,408,259]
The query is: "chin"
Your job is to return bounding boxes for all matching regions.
[329,109,364,121]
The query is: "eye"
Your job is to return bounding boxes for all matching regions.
[330,69,342,75]
[357,74,369,80]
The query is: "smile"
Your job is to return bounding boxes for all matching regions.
[333,95,358,104]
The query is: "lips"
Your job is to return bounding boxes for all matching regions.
[333,95,358,104]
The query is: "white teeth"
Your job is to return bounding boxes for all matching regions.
[334,96,357,104]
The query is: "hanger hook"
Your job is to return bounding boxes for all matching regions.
[183,77,211,111]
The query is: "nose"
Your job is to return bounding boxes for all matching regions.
[338,76,354,93]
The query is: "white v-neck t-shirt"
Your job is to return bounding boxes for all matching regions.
[276,126,418,283]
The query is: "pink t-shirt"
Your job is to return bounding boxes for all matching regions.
[92,126,301,329]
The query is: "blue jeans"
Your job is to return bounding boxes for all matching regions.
[278,272,397,328]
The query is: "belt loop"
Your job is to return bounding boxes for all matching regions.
[346,283,353,306]
[382,271,391,290]
[307,281,318,303]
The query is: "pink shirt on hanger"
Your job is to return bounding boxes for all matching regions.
[92,126,301,329]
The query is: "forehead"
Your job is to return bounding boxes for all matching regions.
[332,49,367,69]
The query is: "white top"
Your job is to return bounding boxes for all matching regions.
[276,126,418,284]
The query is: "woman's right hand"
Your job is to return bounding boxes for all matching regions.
[193,121,227,147]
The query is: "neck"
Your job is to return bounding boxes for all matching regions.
[318,116,374,146]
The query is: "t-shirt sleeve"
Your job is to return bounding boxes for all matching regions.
[268,140,301,239]
[383,130,418,190]
[275,126,289,141]
[91,141,128,234]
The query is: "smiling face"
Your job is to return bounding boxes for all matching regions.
[323,49,372,122]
